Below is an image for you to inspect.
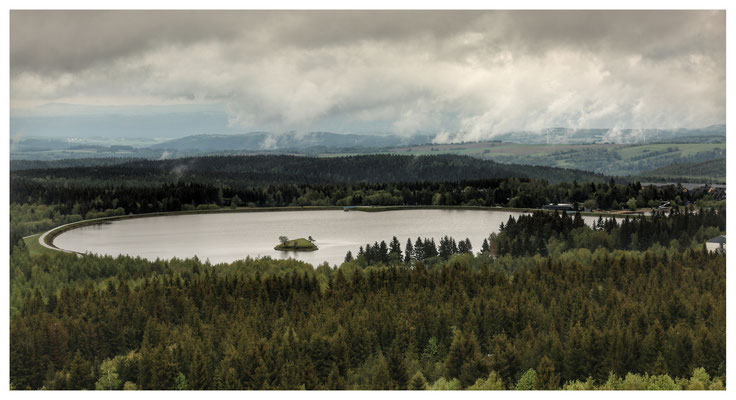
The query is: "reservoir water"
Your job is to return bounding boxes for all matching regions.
[53,209,599,266]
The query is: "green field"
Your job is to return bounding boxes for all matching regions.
[616,143,725,159]
[22,233,59,257]
[321,142,726,178]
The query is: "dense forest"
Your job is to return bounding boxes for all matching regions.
[9,206,726,390]
[490,207,726,257]
[11,154,608,184]
[10,241,725,390]
[8,153,726,390]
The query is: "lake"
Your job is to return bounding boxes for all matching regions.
[52,209,597,266]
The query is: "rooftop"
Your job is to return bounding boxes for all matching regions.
[707,235,726,244]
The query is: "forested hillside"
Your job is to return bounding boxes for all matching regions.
[12,154,607,184]
[10,237,725,390]
[10,157,146,171]
[480,143,725,177]
[639,158,726,183]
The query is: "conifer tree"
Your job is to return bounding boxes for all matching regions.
[189,349,211,390]
[404,239,414,263]
[386,346,409,390]
[534,355,560,390]
[408,371,428,390]
[389,236,403,262]
[327,363,345,390]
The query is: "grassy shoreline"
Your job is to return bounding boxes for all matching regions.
[23,233,59,257]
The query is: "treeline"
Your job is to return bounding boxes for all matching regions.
[490,206,725,257]
[11,154,608,184]
[11,155,713,220]
[348,236,476,266]
[639,158,726,184]
[10,157,146,171]
[10,203,84,242]
[10,246,725,390]
[11,167,712,245]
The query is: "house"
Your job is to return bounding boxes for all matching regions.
[542,203,576,211]
[706,235,726,253]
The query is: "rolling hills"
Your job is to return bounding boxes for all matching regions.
[638,158,726,183]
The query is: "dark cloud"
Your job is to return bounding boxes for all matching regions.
[12,10,724,73]
[10,10,726,138]
[11,10,249,74]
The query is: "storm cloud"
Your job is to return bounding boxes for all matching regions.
[10,10,726,140]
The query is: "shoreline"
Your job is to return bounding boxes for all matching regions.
[36,205,651,255]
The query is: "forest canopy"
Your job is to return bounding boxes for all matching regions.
[8,153,726,390]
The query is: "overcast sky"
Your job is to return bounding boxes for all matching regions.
[9,10,726,140]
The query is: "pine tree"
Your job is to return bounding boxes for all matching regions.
[464,238,472,253]
[189,349,210,390]
[371,353,391,390]
[481,238,490,254]
[68,350,95,390]
[534,355,560,390]
[445,330,489,388]
[147,346,176,389]
[468,370,505,390]
[563,322,587,382]
[414,237,424,260]
[389,236,402,262]
[458,239,468,254]
[386,346,409,390]
[404,239,414,263]
[327,363,345,390]
[379,240,390,264]
[489,334,519,389]
[408,371,428,390]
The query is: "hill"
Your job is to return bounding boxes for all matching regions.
[11,153,610,185]
[638,158,726,183]
[149,131,435,152]
[358,141,725,177]
[485,125,726,144]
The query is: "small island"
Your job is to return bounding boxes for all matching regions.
[274,237,318,252]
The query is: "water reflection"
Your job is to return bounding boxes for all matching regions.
[54,209,604,267]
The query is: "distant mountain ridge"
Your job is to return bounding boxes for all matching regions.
[11,125,724,154]
[149,131,436,152]
[482,125,726,145]
[149,126,726,151]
